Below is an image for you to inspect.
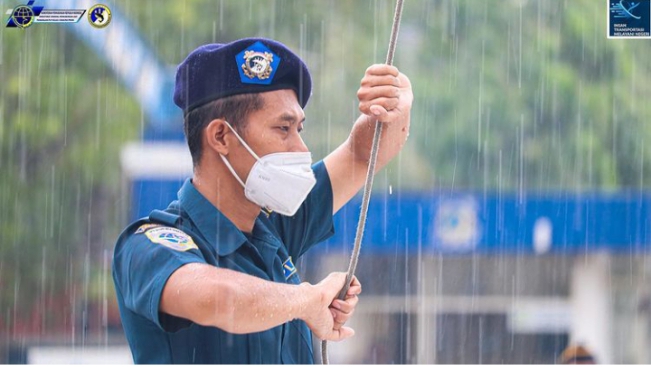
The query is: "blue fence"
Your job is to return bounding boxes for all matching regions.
[131,180,651,255]
[323,191,651,255]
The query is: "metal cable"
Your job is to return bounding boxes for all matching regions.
[321,0,404,363]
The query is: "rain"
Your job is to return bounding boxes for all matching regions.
[1,0,651,364]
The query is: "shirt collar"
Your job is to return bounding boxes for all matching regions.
[177,178,248,257]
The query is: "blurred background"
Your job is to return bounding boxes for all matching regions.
[1,0,651,363]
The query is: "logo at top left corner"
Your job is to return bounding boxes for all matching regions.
[5,0,42,29]
[6,0,88,29]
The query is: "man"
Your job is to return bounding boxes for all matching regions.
[112,37,412,363]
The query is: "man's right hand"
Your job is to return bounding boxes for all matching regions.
[300,272,362,342]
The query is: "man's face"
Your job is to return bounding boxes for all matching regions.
[228,89,308,179]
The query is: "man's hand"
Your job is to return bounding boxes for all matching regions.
[300,273,362,342]
[330,276,361,331]
[357,64,413,124]
[324,64,413,213]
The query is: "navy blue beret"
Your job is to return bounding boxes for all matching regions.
[174,38,312,113]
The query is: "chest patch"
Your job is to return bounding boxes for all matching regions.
[283,257,297,280]
[145,227,198,252]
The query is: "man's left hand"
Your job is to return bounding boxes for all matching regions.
[329,276,362,330]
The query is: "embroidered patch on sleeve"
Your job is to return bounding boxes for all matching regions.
[144,227,198,252]
[134,223,162,234]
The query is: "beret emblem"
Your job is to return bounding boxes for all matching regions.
[235,41,281,85]
[242,51,274,80]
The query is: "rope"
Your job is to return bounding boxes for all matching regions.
[321,0,404,363]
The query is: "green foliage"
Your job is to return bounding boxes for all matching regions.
[0,24,139,330]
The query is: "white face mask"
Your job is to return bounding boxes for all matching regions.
[219,120,317,216]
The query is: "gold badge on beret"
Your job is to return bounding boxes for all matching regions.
[241,50,274,80]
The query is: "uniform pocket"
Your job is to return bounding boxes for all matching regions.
[281,320,313,364]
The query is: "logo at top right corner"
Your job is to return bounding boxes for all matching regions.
[608,0,651,38]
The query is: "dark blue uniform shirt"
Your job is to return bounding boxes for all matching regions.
[112,161,334,364]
